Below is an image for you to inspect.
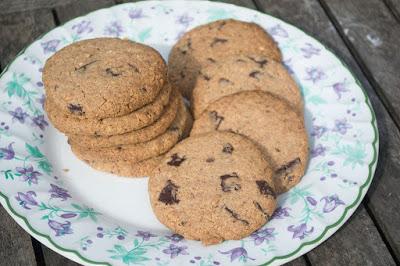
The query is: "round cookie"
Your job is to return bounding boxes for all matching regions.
[191,91,309,194]
[70,98,192,162]
[43,38,167,119]
[45,83,172,136]
[149,131,276,245]
[168,19,282,98]
[192,53,303,118]
[68,89,179,148]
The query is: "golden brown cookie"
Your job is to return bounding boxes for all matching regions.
[191,54,303,118]
[43,38,167,119]
[168,19,282,98]
[149,131,276,245]
[191,91,309,194]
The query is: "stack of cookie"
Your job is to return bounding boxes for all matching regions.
[147,19,309,245]
[43,38,192,176]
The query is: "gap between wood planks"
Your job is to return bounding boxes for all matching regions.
[382,0,400,24]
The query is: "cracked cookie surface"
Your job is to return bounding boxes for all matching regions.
[43,38,167,119]
[168,19,282,98]
[149,131,276,245]
[191,91,309,194]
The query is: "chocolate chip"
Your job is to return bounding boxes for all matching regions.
[275,148,281,152]
[256,180,276,198]
[178,221,187,226]
[275,157,301,179]
[247,56,268,68]
[127,63,139,73]
[236,59,246,63]
[67,104,84,115]
[210,37,228,47]
[222,143,234,154]
[179,71,186,79]
[105,68,122,77]
[224,206,249,225]
[249,70,261,79]
[199,71,211,81]
[158,180,179,205]
[218,78,232,86]
[253,201,271,220]
[220,173,241,192]
[209,111,224,130]
[117,146,122,150]
[206,157,215,163]
[180,49,187,55]
[140,87,147,93]
[167,153,186,167]
[94,131,100,138]
[207,58,216,63]
[74,60,98,72]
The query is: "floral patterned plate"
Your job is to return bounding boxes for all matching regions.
[0,1,378,265]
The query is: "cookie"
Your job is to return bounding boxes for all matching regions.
[70,98,192,162]
[191,54,303,118]
[68,90,180,148]
[43,38,167,119]
[168,19,282,98]
[191,91,309,194]
[45,83,172,136]
[149,131,276,245]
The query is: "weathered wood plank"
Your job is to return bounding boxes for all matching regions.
[0,204,37,266]
[256,0,400,262]
[0,9,55,66]
[54,0,115,24]
[283,256,309,266]
[0,0,76,15]
[211,0,257,8]
[383,0,400,23]
[320,0,400,129]
[42,245,81,266]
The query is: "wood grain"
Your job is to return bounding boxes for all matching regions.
[54,0,115,24]
[42,245,81,266]
[0,0,76,15]
[256,0,400,262]
[0,204,37,266]
[383,0,400,23]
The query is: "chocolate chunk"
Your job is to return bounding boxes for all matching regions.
[206,157,215,163]
[140,87,147,93]
[222,143,234,154]
[74,60,97,72]
[180,49,187,55]
[179,71,186,79]
[253,201,271,220]
[105,68,122,77]
[158,180,180,205]
[224,206,249,225]
[236,59,246,63]
[220,173,241,192]
[275,157,301,179]
[218,78,232,86]
[256,180,276,198]
[247,56,268,68]
[210,37,228,47]
[67,104,84,115]
[209,111,224,130]
[207,58,216,63]
[116,146,122,150]
[127,63,140,73]
[249,70,261,79]
[167,153,186,167]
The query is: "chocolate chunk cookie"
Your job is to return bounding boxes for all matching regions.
[191,91,309,194]
[68,90,180,148]
[45,83,172,136]
[149,131,276,245]
[70,97,192,162]
[191,54,303,118]
[43,38,167,119]
[168,19,282,98]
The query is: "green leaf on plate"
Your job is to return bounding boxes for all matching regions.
[25,143,44,158]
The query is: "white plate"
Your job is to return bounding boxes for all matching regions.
[0,1,378,265]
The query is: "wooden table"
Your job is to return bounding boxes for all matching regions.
[0,0,399,265]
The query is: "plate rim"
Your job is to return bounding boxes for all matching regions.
[0,1,379,265]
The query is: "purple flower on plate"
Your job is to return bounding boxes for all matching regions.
[72,20,93,35]
[268,24,288,38]
[15,191,38,209]
[311,144,327,158]
[306,196,317,206]
[104,21,124,37]
[301,43,320,58]
[60,213,77,219]
[332,118,352,135]
[305,67,326,83]
[41,39,60,54]
[49,184,71,201]
[311,125,328,139]
[321,194,345,213]
[128,8,146,19]
[163,244,188,258]
[135,230,156,241]
[0,142,15,160]
[271,207,291,219]
[332,81,349,99]
[287,223,314,240]
[251,227,275,245]
[219,247,255,262]
[176,14,194,27]
[9,107,29,123]
[48,220,73,236]
[166,233,184,243]
[16,166,41,185]
[37,94,45,109]
[32,115,49,130]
